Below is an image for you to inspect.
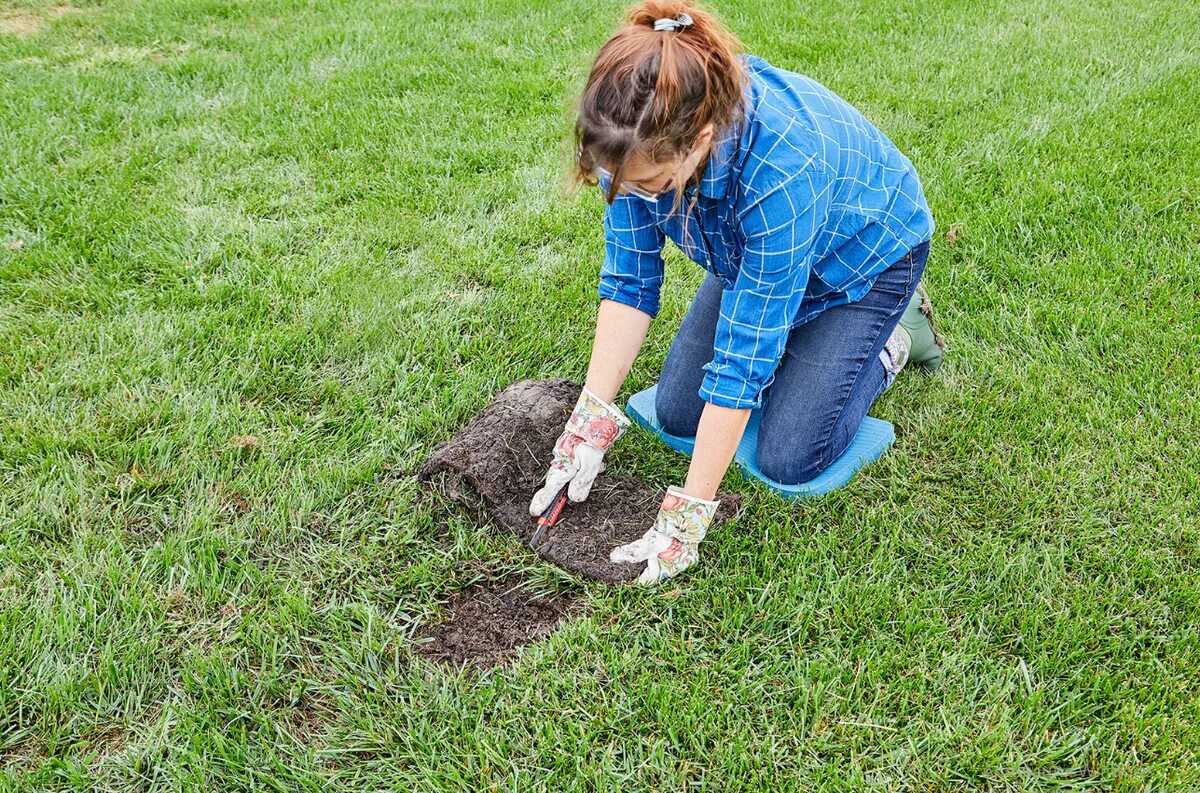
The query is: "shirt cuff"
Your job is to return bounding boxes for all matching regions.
[698,368,765,410]
[598,280,660,318]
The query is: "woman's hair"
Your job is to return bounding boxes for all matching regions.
[573,0,747,210]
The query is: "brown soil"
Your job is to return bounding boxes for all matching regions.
[417,379,740,582]
[413,576,579,670]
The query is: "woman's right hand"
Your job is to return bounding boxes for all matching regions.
[529,387,632,516]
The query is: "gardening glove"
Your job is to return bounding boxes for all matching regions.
[610,486,720,586]
[529,386,631,516]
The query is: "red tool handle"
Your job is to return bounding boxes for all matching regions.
[539,484,569,527]
[531,483,569,549]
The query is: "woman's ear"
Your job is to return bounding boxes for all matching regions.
[695,123,715,150]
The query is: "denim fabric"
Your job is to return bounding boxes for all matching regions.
[654,241,929,485]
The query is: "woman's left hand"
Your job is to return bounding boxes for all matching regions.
[610,486,721,585]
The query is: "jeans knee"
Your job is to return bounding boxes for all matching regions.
[756,432,828,485]
[655,390,702,438]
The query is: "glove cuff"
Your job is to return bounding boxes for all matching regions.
[565,387,631,450]
[655,486,720,545]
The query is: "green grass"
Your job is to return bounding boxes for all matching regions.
[2,0,1198,788]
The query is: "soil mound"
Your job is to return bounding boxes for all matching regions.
[417,379,740,582]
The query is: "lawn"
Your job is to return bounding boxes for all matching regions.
[1,0,1198,788]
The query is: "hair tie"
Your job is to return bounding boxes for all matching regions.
[653,12,693,32]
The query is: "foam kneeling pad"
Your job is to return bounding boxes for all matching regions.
[625,384,894,499]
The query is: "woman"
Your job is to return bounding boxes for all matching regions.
[530,0,944,585]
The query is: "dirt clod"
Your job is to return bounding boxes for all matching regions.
[414,576,578,669]
[417,379,740,582]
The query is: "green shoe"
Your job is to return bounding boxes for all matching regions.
[897,282,946,370]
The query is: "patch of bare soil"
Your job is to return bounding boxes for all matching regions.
[417,379,740,582]
[414,576,579,670]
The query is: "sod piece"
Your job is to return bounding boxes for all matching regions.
[418,379,741,581]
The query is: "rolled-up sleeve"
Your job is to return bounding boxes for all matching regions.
[700,171,833,409]
[599,195,666,318]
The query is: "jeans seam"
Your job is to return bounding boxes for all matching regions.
[810,249,917,471]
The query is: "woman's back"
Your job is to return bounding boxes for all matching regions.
[728,55,934,281]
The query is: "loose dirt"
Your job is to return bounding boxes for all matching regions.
[413,576,579,670]
[417,379,740,582]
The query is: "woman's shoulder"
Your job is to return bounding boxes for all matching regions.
[738,53,810,85]
[727,57,831,202]
[735,58,825,152]
[737,53,772,70]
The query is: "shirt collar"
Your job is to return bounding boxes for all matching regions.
[697,103,750,200]
[696,54,760,200]
[697,126,736,199]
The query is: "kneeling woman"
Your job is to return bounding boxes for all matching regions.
[530,0,944,584]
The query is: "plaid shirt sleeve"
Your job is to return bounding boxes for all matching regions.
[700,170,834,409]
[598,194,666,318]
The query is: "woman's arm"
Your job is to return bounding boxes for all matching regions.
[587,299,749,501]
[584,298,652,404]
[679,179,832,500]
[683,403,751,500]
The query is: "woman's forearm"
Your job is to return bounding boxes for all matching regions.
[584,299,652,404]
[683,403,751,500]
[585,298,745,501]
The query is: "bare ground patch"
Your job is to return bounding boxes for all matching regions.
[0,737,47,774]
[417,379,741,582]
[414,576,581,670]
[1,4,80,37]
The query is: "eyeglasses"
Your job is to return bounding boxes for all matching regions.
[591,143,708,203]
[593,165,664,202]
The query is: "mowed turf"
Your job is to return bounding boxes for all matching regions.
[1,0,1198,788]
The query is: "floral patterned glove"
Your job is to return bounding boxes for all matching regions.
[610,486,720,585]
[529,387,631,516]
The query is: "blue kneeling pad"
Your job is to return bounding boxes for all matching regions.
[624,384,895,499]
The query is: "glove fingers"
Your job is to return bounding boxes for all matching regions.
[529,467,575,516]
[567,444,605,503]
[610,530,672,564]
[638,557,663,586]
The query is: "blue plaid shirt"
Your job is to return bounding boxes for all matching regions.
[599,55,934,410]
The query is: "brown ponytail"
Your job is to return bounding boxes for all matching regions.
[573,1,747,210]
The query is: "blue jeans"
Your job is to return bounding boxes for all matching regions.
[655,241,929,485]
